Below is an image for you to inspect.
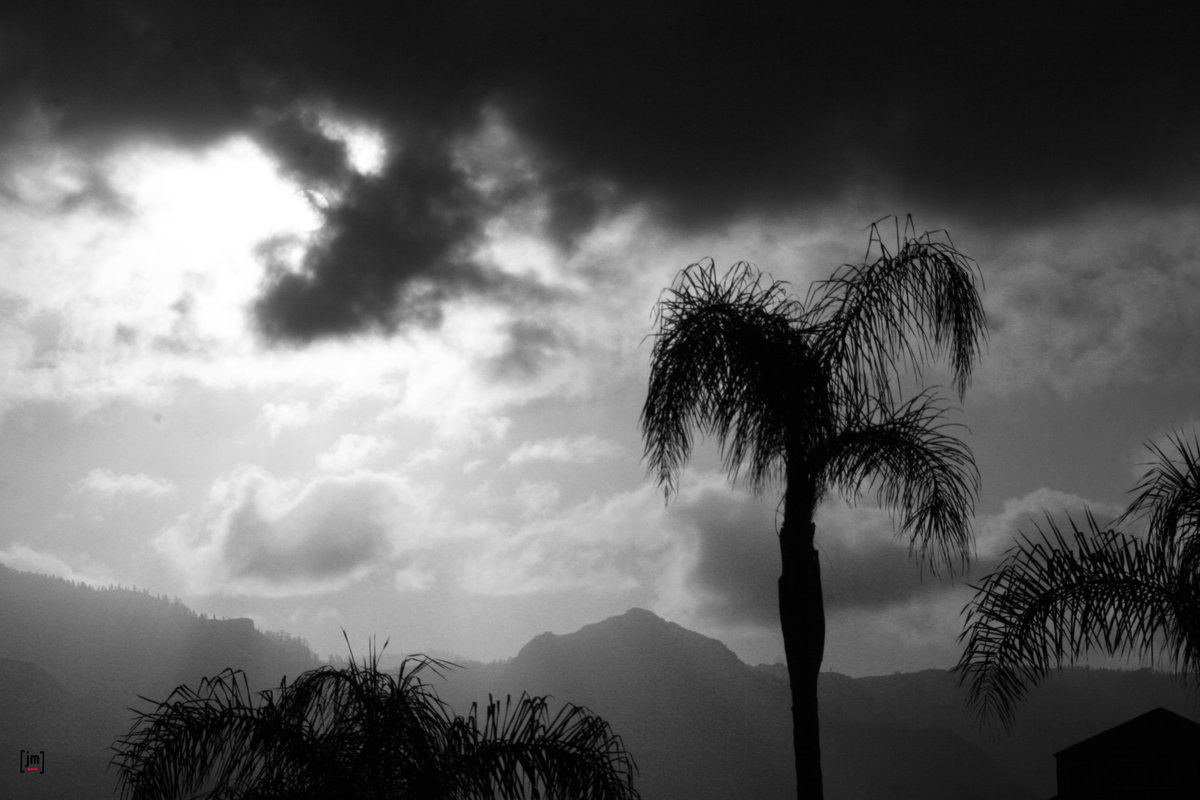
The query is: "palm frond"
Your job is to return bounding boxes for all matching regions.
[112,668,302,800]
[267,653,455,796]
[641,259,826,498]
[808,217,986,410]
[1123,430,1200,558]
[112,648,638,800]
[955,512,1200,732]
[814,389,978,575]
[445,693,639,800]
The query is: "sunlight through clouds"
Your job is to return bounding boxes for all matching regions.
[0,136,322,413]
[315,114,388,177]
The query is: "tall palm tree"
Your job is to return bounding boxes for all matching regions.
[640,218,986,799]
[111,642,639,800]
[957,431,1200,730]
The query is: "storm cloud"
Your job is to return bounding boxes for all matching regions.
[672,480,1125,634]
[674,486,781,628]
[5,2,1195,341]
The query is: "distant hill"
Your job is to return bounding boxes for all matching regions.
[433,608,1200,800]
[494,607,794,800]
[0,565,321,800]
[3,576,1198,800]
[0,565,319,707]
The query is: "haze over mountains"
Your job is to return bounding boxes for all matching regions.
[3,565,1199,799]
[0,564,320,798]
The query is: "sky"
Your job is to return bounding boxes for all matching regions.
[1,2,1198,675]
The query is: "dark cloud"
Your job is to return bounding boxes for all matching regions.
[818,518,935,612]
[217,472,399,588]
[677,488,781,628]
[253,146,492,340]
[253,111,352,189]
[5,2,1196,340]
[677,488,962,627]
[675,481,1128,630]
[486,320,567,381]
[978,214,1200,395]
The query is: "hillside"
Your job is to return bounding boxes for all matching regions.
[0,565,321,800]
[434,608,1200,800]
[0,565,319,707]
[3,573,1198,800]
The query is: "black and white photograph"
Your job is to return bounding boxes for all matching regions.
[2,3,1199,798]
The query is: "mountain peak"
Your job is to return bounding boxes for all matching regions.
[515,607,748,690]
[619,606,662,620]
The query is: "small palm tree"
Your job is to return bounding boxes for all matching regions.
[957,431,1200,730]
[640,217,986,799]
[111,642,639,800]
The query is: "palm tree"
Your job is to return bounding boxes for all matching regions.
[111,642,639,800]
[640,218,986,799]
[957,431,1200,731]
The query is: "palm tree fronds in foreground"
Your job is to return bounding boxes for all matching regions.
[111,645,638,800]
[958,432,1200,731]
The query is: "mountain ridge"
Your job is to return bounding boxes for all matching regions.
[0,565,322,800]
[440,607,1199,800]
[3,568,1199,800]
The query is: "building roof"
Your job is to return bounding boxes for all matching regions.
[1055,707,1200,759]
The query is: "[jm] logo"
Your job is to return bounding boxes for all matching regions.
[20,750,45,774]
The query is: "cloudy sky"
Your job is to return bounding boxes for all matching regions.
[1,2,1197,674]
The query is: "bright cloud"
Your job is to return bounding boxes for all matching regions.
[316,114,388,176]
[72,468,176,500]
[972,487,1118,561]
[262,401,314,439]
[154,466,421,597]
[393,565,436,593]
[0,137,316,415]
[506,434,624,466]
[0,544,114,587]
[316,434,393,473]
[459,481,679,597]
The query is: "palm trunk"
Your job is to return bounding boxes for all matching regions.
[779,481,825,799]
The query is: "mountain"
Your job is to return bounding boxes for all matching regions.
[432,609,1026,800]
[495,607,795,800]
[0,565,321,800]
[3,571,1198,800]
[0,565,319,709]
[434,608,1200,800]
[844,664,1200,798]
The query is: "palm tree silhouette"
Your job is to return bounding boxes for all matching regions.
[111,642,639,800]
[958,431,1200,730]
[640,217,986,798]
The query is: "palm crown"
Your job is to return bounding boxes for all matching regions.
[958,431,1200,731]
[111,642,639,800]
[641,219,985,570]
